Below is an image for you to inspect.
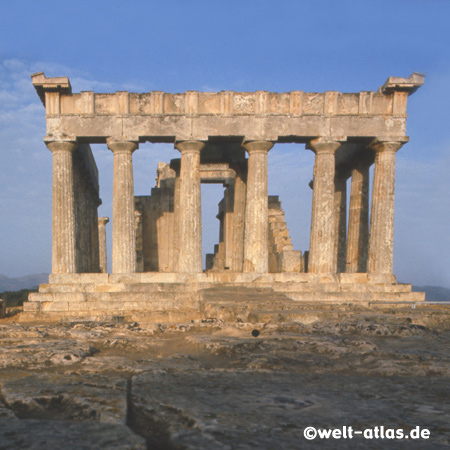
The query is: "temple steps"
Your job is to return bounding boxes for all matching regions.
[24,280,200,321]
[36,282,193,294]
[36,299,196,313]
[280,291,425,302]
[20,273,425,323]
[43,272,400,285]
[33,281,415,295]
[28,291,197,305]
[198,286,424,322]
[272,283,414,293]
[23,287,201,323]
[198,286,425,323]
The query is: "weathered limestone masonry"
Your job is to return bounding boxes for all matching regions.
[21,72,426,323]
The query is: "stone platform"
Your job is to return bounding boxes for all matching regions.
[21,273,424,323]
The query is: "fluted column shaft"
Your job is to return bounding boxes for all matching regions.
[307,138,342,274]
[46,140,78,274]
[98,217,109,273]
[224,186,235,269]
[76,171,91,272]
[334,173,348,273]
[368,140,404,274]
[84,188,99,273]
[89,195,101,273]
[172,167,181,272]
[243,141,273,273]
[107,138,138,273]
[175,141,204,273]
[231,162,247,272]
[346,156,370,273]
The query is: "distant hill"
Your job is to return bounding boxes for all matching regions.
[412,285,450,302]
[0,273,49,292]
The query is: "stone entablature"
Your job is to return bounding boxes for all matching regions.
[32,72,424,142]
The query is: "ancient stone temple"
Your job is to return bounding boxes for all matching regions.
[22,72,426,322]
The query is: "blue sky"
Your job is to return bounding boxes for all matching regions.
[0,0,449,287]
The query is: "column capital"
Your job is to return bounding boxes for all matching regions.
[106,137,138,154]
[369,137,409,154]
[98,217,110,226]
[45,139,78,154]
[242,140,274,154]
[306,137,345,155]
[175,140,205,154]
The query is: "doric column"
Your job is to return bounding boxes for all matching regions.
[46,139,78,274]
[307,138,342,274]
[367,139,406,274]
[72,153,84,272]
[175,140,205,273]
[334,171,348,273]
[171,163,181,272]
[98,217,109,273]
[77,170,91,272]
[231,161,247,272]
[107,138,138,273]
[243,141,273,273]
[223,185,235,270]
[346,154,371,273]
[88,193,101,273]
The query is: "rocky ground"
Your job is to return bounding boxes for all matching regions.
[0,304,449,449]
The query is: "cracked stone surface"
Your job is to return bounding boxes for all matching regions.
[0,305,449,449]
